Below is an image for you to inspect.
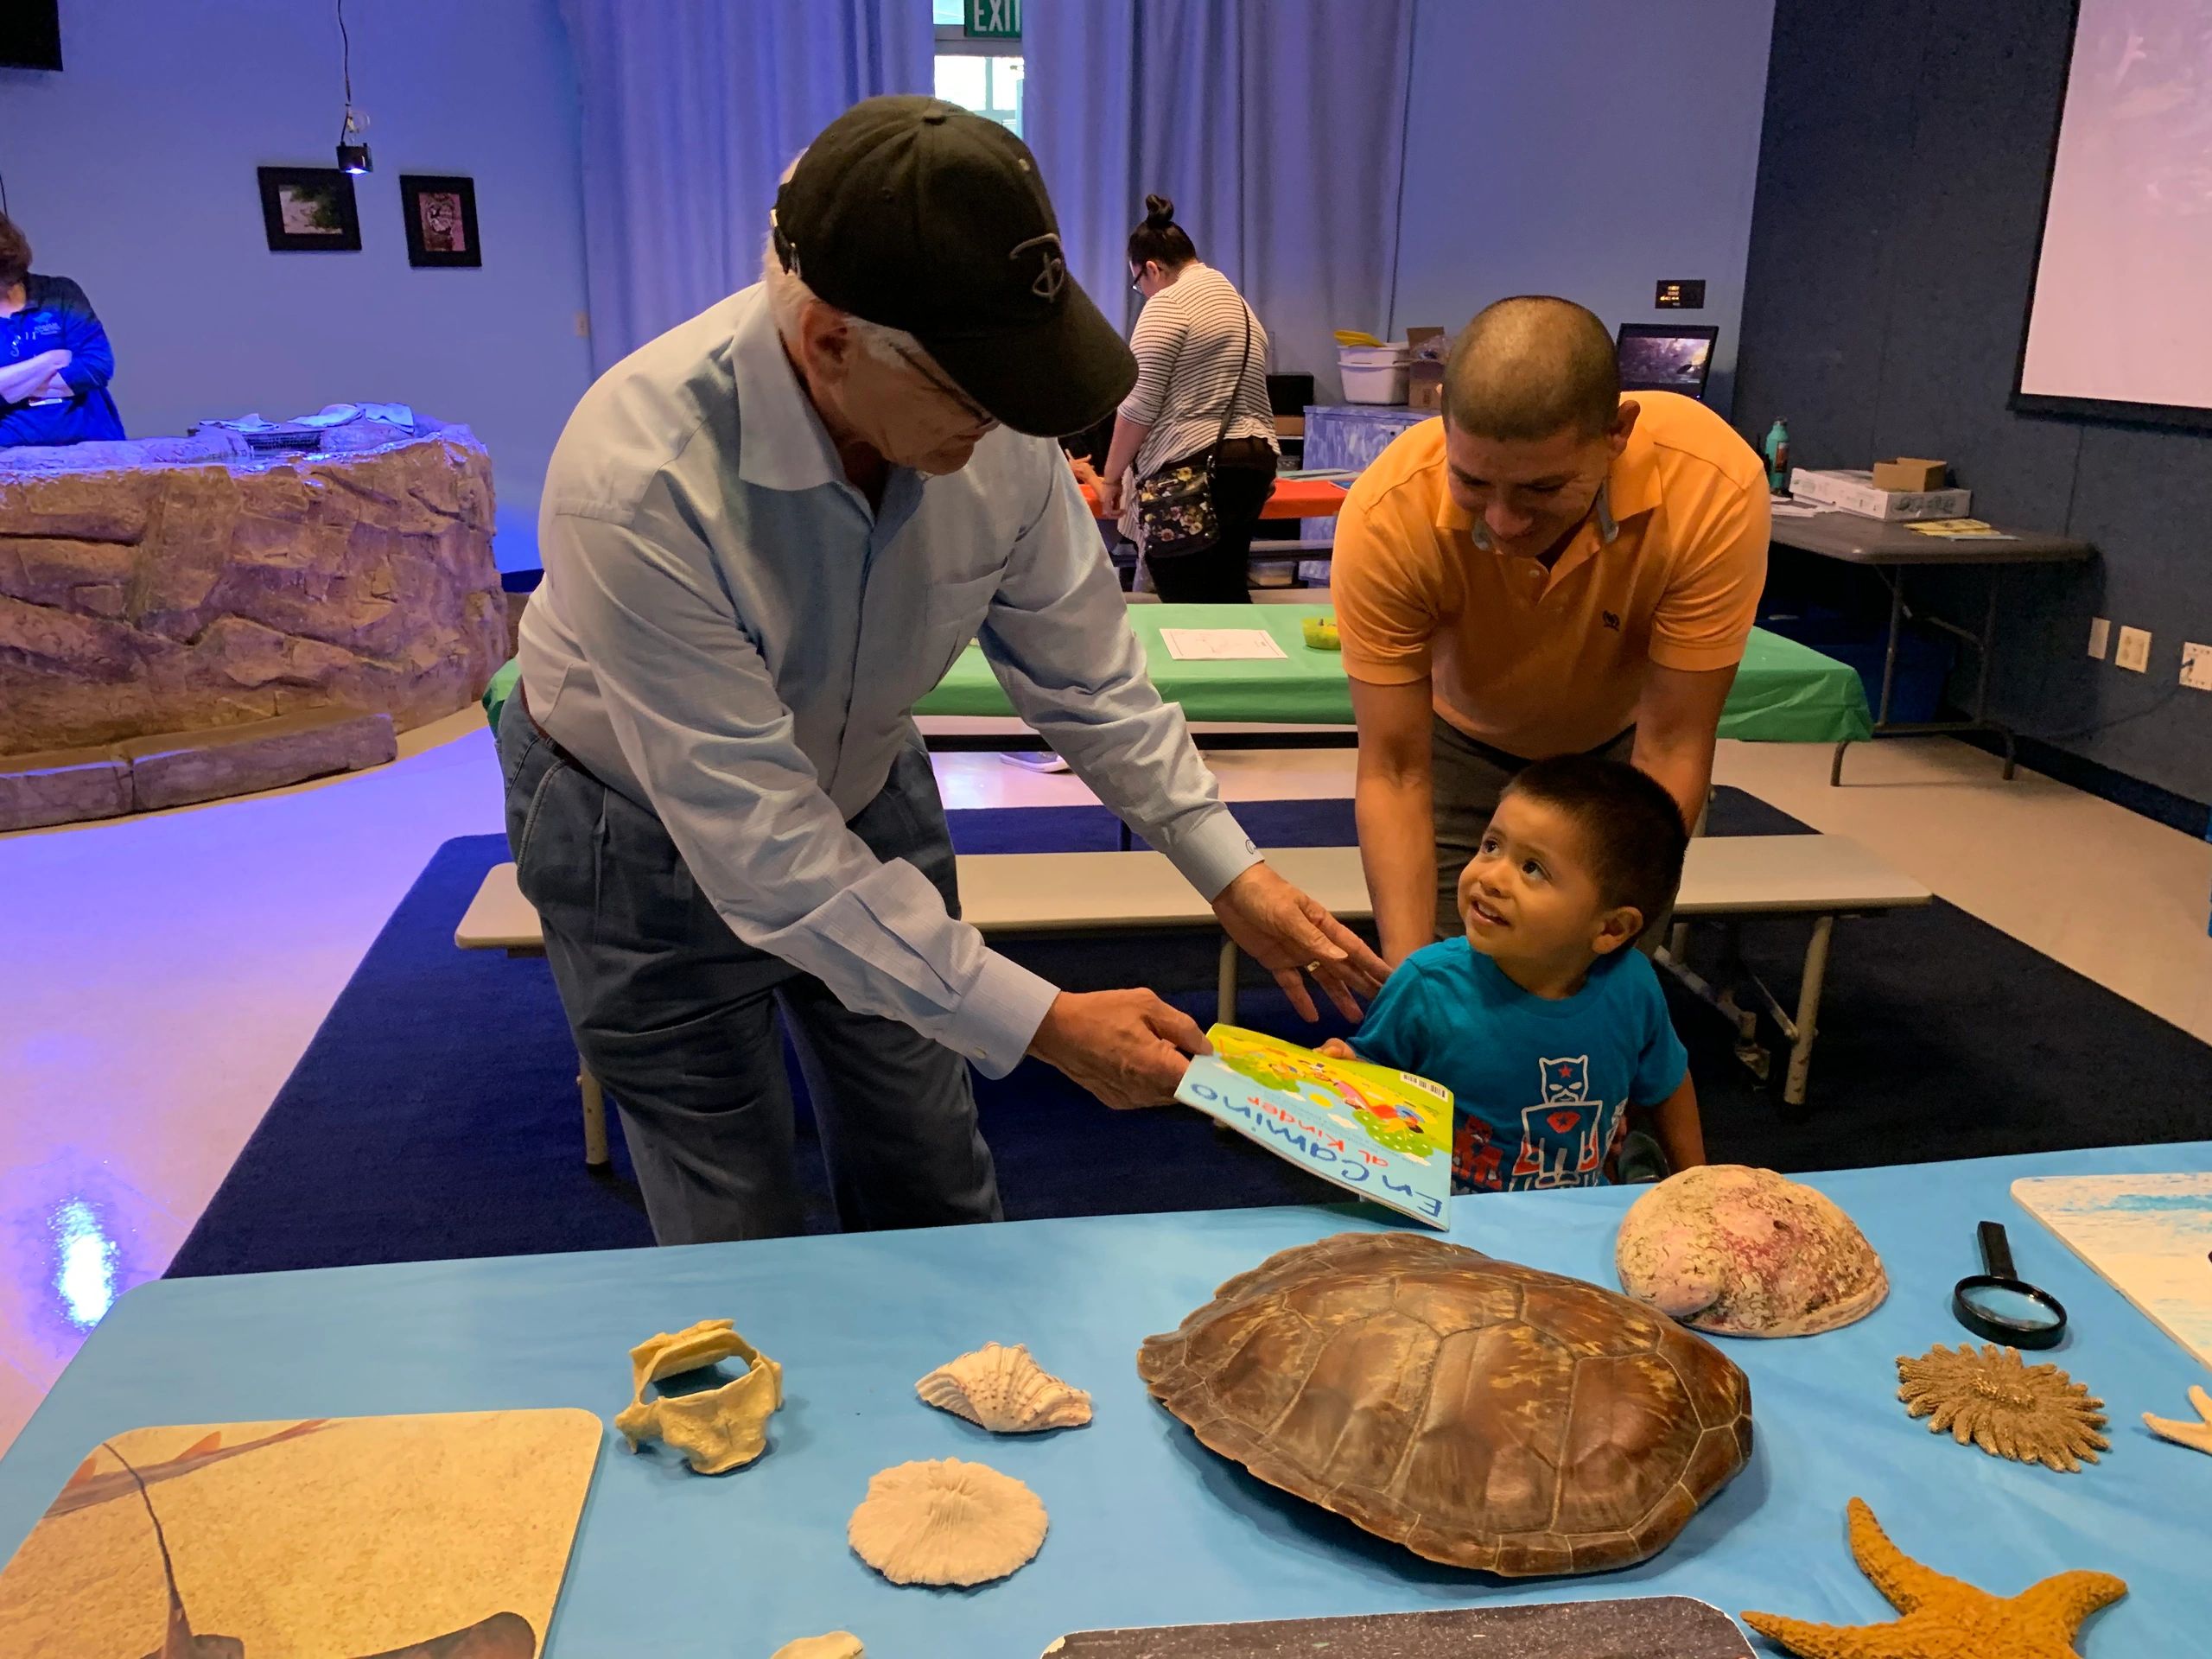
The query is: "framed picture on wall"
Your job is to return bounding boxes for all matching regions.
[400,175,482,268]
[257,166,362,252]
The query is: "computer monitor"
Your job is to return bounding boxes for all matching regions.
[1616,323,1719,401]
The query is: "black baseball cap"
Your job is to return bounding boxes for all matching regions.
[773,96,1135,438]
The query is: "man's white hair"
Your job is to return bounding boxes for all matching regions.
[761,149,931,366]
[760,239,926,368]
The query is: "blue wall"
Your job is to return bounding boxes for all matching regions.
[0,0,591,571]
[1734,0,2211,810]
[1389,0,1777,416]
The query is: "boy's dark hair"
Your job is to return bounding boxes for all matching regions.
[0,215,30,290]
[1504,754,1688,925]
[1127,194,1198,273]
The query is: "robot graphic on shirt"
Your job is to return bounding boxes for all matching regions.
[1507,1055,1610,1190]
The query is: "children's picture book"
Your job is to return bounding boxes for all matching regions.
[1176,1025,1453,1227]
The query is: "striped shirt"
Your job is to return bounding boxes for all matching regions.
[1121,264,1279,480]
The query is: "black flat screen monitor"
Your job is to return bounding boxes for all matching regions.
[1616,323,1719,401]
[0,3,61,71]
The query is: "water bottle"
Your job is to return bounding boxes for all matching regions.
[1763,419,1791,495]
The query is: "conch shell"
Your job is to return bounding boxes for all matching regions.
[612,1318,783,1474]
[916,1342,1092,1433]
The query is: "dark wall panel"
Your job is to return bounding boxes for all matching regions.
[1734,0,1928,472]
[1735,0,2211,807]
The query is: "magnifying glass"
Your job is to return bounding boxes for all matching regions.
[1952,1220,2068,1348]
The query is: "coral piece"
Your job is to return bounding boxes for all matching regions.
[848,1458,1047,1587]
[612,1319,783,1475]
[1616,1164,1888,1337]
[2143,1384,2212,1457]
[1137,1230,1752,1576]
[917,1343,1093,1433]
[1896,1344,2108,1472]
[1743,1497,2126,1658]
[771,1635,864,1659]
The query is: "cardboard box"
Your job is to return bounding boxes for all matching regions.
[1405,326,1449,412]
[1871,457,1948,492]
[1789,467,1972,522]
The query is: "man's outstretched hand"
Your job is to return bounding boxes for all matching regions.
[1027,988,1212,1111]
[1211,863,1390,1022]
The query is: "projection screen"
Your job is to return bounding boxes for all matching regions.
[2014,0,2212,428]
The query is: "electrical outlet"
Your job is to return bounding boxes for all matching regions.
[2088,616,2111,659]
[2183,641,2212,692]
[2116,625,2152,673]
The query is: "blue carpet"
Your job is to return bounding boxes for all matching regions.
[168,792,2212,1276]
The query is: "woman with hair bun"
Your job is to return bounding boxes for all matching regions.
[1096,194,1278,603]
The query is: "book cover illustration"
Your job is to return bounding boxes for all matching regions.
[1176,1025,1452,1227]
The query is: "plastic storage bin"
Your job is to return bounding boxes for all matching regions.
[1338,344,1409,404]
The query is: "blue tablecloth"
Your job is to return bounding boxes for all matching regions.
[4,1143,2208,1656]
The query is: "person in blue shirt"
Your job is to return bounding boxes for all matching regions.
[0,213,124,448]
[1326,754,1706,1192]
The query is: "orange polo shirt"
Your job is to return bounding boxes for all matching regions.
[1334,391,1769,758]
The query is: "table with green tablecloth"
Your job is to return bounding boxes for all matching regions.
[482,604,1872,750]
[912,603,1872,749]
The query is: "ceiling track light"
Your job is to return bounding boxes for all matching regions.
[334,0,371,174]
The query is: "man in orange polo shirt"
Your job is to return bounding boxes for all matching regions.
[1336,296,1769,962]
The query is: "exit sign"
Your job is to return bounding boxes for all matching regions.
[1655,279,1706,309]
[965,0,1020,37]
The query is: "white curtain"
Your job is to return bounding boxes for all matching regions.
[1024,0,1415,402]
[560,0,935,373]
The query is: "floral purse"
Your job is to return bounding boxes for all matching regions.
[1135,304,1254,559]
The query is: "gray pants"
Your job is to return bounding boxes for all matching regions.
[1430,717,1653,942]
[499,707,1001,1244]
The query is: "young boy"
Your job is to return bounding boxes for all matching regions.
[1325,755,1704,1192]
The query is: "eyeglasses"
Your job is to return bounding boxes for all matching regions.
[1129,271,1145,294]
[887,340,995,429]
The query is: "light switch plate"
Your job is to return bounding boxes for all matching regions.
[2088,616,2112,659]
[2116,625,2152,673]
[2183,641,2212,692]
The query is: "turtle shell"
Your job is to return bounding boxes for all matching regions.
[1137,1231,1753,1576]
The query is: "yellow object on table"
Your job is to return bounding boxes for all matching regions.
[1332,329,1384,348]
[614,1318,785,1475]
[1742,1497,2126,1659]
[1301,615,1340,652]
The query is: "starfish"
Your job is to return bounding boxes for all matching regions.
[1742,1497,2126,1658]
[2143,1384,2212,1457]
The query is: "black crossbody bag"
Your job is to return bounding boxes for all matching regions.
[1135,303,1254,559]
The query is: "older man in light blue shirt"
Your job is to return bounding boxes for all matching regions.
[499,98,1382,1243]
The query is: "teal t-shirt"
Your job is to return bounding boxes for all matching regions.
[1351,938,1688,1193]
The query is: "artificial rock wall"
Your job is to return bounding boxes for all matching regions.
[0,434,507,757]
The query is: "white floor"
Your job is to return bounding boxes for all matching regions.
[2,717,2207,1453]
